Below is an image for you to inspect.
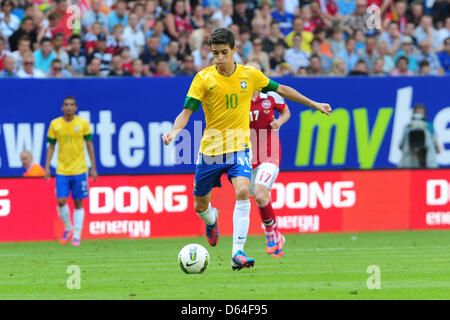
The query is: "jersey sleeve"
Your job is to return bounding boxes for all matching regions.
[184,72,206,112]
[252,67,279,93]
[268,92,287,112]
[83,120,93,141]
[46,121,57,145]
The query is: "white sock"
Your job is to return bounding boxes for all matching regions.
[232,199,251,256]
[58,204,72,231]
[197,202,216,226]
[73,208,85,239]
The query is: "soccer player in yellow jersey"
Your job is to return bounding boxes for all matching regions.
[162,28,332,270]
[44,96,98,247]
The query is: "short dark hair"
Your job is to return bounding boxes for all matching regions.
[413,103,427,119]
[346,36,356,44]
[397,56,409,64]
[413,103,426,113]
[1,1,14,10]
[155,56,168,64]
[208,28,235,49]
[419,60,430,68]
[69,34,82,43]
[53,33,64,40]
[40,37,51,45]
[182,54,194,62]
[20,16,33,25]
[63,96,76,104]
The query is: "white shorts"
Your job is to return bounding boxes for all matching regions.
[250,162,280,196]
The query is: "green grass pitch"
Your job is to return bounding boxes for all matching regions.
[0,230,449,300]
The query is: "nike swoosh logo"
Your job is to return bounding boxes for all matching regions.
[238,236,246,240]
[244,170,251,173]
[209,86,218,91]
[186,261,200,267]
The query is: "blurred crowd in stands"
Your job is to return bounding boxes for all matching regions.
[0,0,448,78]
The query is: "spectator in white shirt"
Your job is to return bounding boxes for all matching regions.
[17,52,45,78]
[11,35,31,71]
[0,0,20,44]
[81,0,108,34]
[413,14,441,50]
[211,0,233,29]
[123,12,145,59]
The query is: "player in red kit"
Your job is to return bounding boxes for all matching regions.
[247,62,291,258]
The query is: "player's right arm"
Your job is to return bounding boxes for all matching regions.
[162,108,194,145]
[44,144,55,181]
[162,73,205,146]
[44,121,57,181]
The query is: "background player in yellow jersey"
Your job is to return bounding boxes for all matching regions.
[44,96,98,247]
[162,28,332,270]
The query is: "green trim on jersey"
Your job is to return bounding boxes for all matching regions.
[84,134,93,141]
[184,97,201,112]
[261,79,279,93]
[47,137,57,145]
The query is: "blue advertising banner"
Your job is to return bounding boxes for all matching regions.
[0,76,449,177]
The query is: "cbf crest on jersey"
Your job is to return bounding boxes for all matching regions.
[74,126,80,132]
[240,80,247,89]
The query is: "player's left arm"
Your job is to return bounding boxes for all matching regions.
[84,122,98,182]
[275,84,332,116]
[85,140,98,182]
[270,105,291,131]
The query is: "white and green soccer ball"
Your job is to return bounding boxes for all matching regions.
[178,244,209,274]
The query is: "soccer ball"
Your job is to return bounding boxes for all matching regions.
[178,244,209,274]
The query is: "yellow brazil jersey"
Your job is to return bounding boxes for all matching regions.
[47,115,92,175]
[184,63,279,156]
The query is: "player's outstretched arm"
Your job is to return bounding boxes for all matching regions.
[276,84,332,116]
[44,144,55,181]
[162,108,194,145]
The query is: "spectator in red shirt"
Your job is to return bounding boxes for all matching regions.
[165,0,192,40]
[52,0,73,47]
[383,0,408,34]
[85,21,103,55]
[310,1,333,30]
[37,11,63,44]
[300,5,316,33]
[0,36,9,71]
[120,46,133,74]
[367,0,392,16]
[106,23,125,55]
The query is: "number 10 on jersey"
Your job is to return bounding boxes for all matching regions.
[225,94,238,109]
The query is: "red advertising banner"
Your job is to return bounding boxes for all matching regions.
[410,169,450,230]
[0,169,449,242]
[0,179,57,241]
